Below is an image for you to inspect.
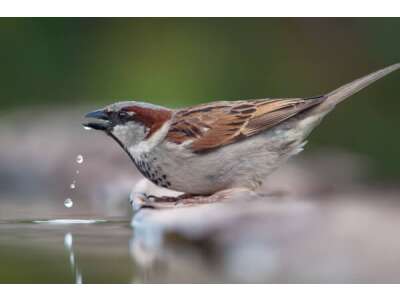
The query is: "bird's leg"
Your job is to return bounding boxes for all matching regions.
[130,192,193,210]
[129,178,184,211]
[132,187,255,210]
[147,193,194,202]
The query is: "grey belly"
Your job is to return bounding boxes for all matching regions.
[149,113,323,195]
[156,130,303,194]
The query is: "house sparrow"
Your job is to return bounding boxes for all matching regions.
[84,63,399,208]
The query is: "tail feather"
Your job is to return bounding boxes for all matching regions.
[312,63,400,115]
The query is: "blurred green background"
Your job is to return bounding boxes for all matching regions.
[1,18,399,179]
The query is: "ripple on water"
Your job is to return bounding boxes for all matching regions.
[33,219,107,224]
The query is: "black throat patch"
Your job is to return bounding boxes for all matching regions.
[132,154,171,189]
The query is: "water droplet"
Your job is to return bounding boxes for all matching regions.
[83,126,92,131]
[76,170,80,175]
[76,155,83,164]
[70,181,76,189]
[64,198,73,208]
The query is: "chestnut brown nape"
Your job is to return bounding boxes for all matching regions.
[123,105,173,138]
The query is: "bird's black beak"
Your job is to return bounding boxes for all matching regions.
[83,109,111,131]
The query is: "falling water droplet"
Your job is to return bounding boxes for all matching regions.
[76,155,83,164]
[64,198,73,208]
[70,181,76,189]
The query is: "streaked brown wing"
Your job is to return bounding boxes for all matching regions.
[167,97,324,153]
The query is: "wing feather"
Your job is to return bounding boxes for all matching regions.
[167,97,324,152]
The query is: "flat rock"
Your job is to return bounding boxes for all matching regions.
[131,190,400,283]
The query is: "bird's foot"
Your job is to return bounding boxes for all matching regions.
[130,188,254,210]
[130,193,204,210]
[129,192,191,210]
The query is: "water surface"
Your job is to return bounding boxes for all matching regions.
[0,218,136,283]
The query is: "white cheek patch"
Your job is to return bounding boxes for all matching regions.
[128,120,171,156]
[111,120,171,158]
[112,125,131,145]
[112,122,147,148]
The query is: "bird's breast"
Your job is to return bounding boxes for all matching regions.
[132,154,172,189]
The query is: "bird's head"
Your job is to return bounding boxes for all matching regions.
[84,101,173,151]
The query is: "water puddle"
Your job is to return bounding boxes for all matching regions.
[0,217,133,283]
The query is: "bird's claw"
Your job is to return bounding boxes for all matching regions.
[129,192,155,211]
[130,193,183,211]
[130,188,254,211]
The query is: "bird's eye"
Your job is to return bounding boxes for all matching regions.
[118,111,129,119]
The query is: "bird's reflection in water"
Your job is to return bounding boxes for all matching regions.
[129,214,221,283]
[64,232,83,284]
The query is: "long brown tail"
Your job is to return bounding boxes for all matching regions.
[312,63,400,115]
